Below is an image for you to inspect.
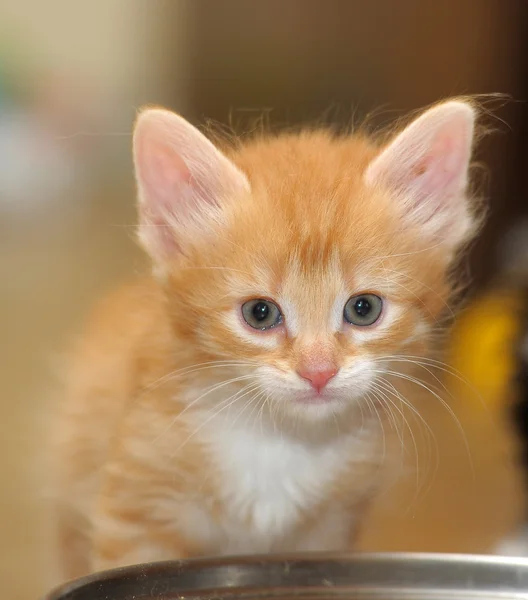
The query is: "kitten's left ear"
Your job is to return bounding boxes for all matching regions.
[365,101,476,249]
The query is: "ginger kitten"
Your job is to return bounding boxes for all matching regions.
[52,100,481,579]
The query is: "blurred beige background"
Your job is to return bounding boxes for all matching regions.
[2,2,528,598]
[1,3,188,598]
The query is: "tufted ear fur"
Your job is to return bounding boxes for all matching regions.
[133,108,250,262]
[365,101,476,250]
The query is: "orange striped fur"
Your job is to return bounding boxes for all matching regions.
[51,100,482,579]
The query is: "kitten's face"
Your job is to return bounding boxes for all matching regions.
[166,144,448,422]
[134,102,477,424]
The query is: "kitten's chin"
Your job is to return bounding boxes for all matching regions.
[278,389,361,424]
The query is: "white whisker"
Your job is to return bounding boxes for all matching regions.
[153,374,257,445]
[373,368,473,478]
[140,359,259,396]
[169,382,260,458]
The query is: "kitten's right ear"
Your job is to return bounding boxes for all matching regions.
[133,108,250,262]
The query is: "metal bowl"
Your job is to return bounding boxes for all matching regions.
[46,553,528,600]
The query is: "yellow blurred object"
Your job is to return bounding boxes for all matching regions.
[446,291,522,411]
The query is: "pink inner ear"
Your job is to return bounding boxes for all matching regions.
[135,136,194,257]
[367,107,473,218]
[139,137,192,211]
[411,128,469,203]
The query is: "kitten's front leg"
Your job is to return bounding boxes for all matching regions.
[92,528,185,573]
[289,505,357,552]
[91,467,192,572]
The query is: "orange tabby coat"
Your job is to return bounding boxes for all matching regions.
[52,100,481,579]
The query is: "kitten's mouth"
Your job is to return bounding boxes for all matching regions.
[296,390,336,405]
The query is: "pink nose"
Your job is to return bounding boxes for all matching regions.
[298,367,338,393]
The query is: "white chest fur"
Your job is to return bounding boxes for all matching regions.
[194,415,376,554]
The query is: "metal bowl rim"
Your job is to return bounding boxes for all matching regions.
[46,551,528,600]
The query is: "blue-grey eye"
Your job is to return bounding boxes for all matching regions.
[344,294,383,326]
[242,299,282,330]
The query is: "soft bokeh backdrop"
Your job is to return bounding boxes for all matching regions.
[2,2,528,598]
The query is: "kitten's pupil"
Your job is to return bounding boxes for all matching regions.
[354,298,371,317]
[253,302,270,322]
